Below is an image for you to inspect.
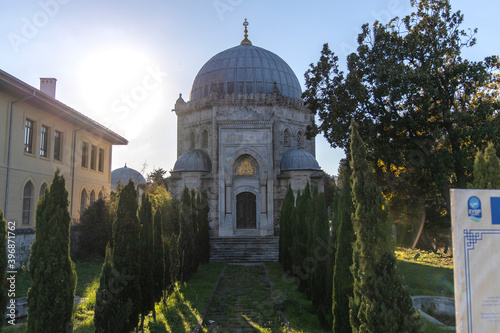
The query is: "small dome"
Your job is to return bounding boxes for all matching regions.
[280,148,321,172]
[172,149,212,173]
[111,164,146,190]
[190,44,302,101]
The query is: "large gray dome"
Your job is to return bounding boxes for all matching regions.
[172,149,212,173]
[190,44,302,101]
[280,148,321,172]
[111,164,146,190]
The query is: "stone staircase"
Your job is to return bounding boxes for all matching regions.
[209,236,279,263]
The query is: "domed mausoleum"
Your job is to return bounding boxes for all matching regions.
[168,20,324,237]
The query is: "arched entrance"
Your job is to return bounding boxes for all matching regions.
[236,192,256,229]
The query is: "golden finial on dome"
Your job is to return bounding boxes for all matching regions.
[240,18,252,45]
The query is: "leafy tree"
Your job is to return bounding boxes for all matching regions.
[27,170,77,332]
[331,165,354,333]
[110,180,141,332]
[279,185,294,273]
[78,198,112,258]
[303,0,500,222]
[146,168,169,191]
[0,210,7,328]
[94,246,131,333]
[139,193,154,329]
[349,121,420,333]
[470,142,500,189]
[152,209,165,317]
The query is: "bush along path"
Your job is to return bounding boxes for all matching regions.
[202,263,286,332]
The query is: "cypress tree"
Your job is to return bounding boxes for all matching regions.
[197,190,210,264]
[290,184,312,293]
[178,187,196,282]
[139,193,154,328]
[78,198,112,258]
[111,180,141,332]
[470,142,500,189]
[190,188,200,274]
[0,210,7,328]
[349,121,420,333]
[27,170,76,333]
[279,185,294,273]
[169,233,180,284]
[152,210,165,315]
[332,165,354,333]
[94,246,131,333]
[310,189,331,328]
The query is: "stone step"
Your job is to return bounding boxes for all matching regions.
[209,236,279,263]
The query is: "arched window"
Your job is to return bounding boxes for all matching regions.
[90,190,96,205]
[236,156,256,176]
[80,189,87,217]
[297,131,303,148]
[22,181,33,224]
[189,131,196,149]
[283,128,290,147]
[201,129,208,148]
[98,190,104,201]
[39,183,48,198]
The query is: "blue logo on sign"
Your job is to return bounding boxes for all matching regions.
[468,196,482,222]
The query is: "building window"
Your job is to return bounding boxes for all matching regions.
[40,125,49,157]
[81,142,88,168]
[80,189,87,217]
[297,131,303,148]
[98,148,105,172]
[284,128,290,147]
[54,131,62,161]
[236,156,256,176]
[189,131,196,149]
[201,129,208,148]
[98,190,104,201]
[90,145,97,170]
[39,183,47,198]
[24,119,34,153]
[22,182,33,224]
[90,190,96,205]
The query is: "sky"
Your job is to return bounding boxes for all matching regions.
[1,0,499,177]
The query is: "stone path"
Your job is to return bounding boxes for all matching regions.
[203,263,282,332]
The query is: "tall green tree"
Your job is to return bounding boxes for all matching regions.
[152,210,165,318]
[0,210,8,329]
[139,193,154,329]
[27,170,76,332]
[178,187,197,282]
[331,165,354,333]
[78,198,112,258]
[470,142,500,189]
[94,246,131,333]
[303,0,500,221]
[310,189,331,328]
[349,121,420,333]
[196,190,210,264]
[110,180,141,332]
[279,185,294,273]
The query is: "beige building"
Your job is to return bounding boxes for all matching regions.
[0,69,128,231]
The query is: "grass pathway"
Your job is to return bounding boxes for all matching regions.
[203,264,282,332]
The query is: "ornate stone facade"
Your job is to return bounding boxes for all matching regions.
[168,34,324,237]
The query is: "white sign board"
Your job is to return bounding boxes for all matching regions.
[451,189,500,332]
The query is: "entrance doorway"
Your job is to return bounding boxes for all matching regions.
[236,192,256,229]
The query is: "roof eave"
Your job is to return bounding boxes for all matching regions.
[0,69,128,146]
